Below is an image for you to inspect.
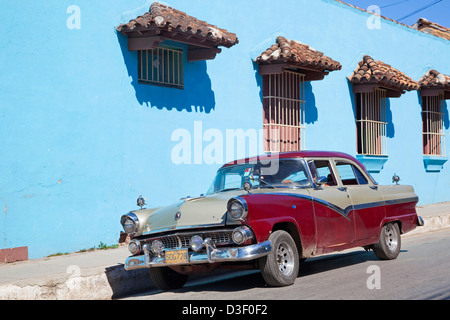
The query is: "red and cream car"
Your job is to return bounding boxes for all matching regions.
[121,151,423,290]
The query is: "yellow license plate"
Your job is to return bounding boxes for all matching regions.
[165,249,188,265]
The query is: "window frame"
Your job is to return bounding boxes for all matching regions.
[262,70,306,153]
[355,88,388,156]
[422,93,446,156]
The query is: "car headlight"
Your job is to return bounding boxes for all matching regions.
[121,213,139,234]
[227,197,248,221]
[128,239,141,255]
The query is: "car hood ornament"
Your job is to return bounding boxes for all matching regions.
[137,195,146,209]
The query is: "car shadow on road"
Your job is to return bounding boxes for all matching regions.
[124,248,407,298]
[298,249,383,277]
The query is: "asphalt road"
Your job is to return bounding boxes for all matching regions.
[122,228,450,300]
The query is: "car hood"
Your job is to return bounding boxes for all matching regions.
[139,190,244,235]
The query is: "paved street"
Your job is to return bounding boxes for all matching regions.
[122,228,450,300]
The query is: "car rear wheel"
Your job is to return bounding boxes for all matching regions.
[149,266,189,291]
[373,222,401,260]
[259,230,299,287]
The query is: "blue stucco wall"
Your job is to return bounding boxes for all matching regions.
[1,0,449,258]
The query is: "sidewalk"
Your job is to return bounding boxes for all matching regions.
[1,202,450,300]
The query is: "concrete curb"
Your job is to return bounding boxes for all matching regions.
[1,206,450,300]
[0,263,155,300]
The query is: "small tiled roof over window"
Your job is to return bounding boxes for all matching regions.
[418,69,450,98]
[412,18,450,41]
[255,36,342,80]
[349,55,419,94]
[117,2,238,61]
[256,36,342,72]
[418,69,450,88]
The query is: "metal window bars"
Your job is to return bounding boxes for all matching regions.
[422,93,445,156]
[262,70,306,153]
[138,46,184,89]
[356,88,387,156]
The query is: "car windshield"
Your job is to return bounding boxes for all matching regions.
[206,159,311,194]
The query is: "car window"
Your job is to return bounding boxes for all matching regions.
[206,159,310,194]
[335,161,368,185]
[224,174,242,190]
[307,159,337,186]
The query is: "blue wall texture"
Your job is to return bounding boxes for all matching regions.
[1,0,449,258]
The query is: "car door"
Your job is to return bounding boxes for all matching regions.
[332,158,385,242]
[306,158,355,252]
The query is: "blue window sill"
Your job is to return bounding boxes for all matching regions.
[356,155,388,173]
[423,155,448,172]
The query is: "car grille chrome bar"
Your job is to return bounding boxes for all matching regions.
[143,229,234,250]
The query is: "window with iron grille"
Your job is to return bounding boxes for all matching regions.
[262,70,306,153]
[138,46,184,89]
[355,88,387,156]
[422,93,445,156]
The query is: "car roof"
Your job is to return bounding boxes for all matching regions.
[221,151,363,168]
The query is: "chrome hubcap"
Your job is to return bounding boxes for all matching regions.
[384,225,398,252]
[276,242,295,276]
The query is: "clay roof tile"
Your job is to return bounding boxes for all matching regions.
[255,36,342,72]
[349,55,419,91]
[116,2,238,48]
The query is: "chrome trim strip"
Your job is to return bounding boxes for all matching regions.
[384,197,419,206]
[124,240,272,271]
[142,223,226,236]
[140,228,235,249]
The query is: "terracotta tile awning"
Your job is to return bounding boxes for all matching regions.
[418,69,450,98]
[349,55,419,96]
[412,18,450,41]
[117,2,238,61]
[255,36,342,81]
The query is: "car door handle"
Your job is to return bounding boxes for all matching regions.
[338,187,347,192]
[370,185,378,190]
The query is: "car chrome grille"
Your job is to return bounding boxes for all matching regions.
[146,229,234,250]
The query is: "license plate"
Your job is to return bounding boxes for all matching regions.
[165,249,188,265]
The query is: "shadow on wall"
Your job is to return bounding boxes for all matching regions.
[253,62,318,124]
[347,82,395,138]
[117,33,216,113]
[304,82,318,124]
[445,100,449,130]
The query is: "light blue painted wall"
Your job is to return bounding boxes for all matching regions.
[1,0,449,258]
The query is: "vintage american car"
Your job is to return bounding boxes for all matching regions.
[120,151,423,290]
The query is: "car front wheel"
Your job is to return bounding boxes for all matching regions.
[259,230,299,287]
[373,222,401,260]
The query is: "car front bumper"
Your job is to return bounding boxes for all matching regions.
[124,240,272,271]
